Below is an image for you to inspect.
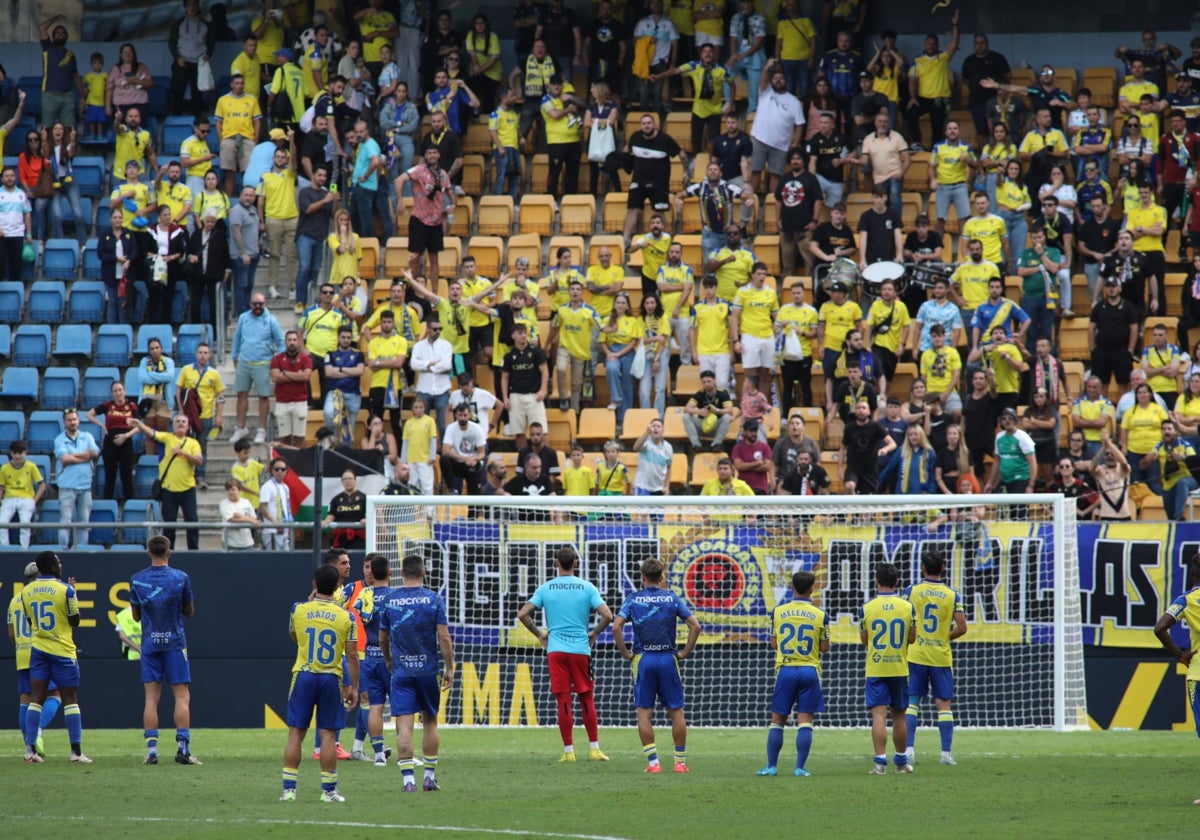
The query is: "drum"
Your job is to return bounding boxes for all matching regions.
[861,261,906,286]
[819,257,859,292]
[908,262,955,289]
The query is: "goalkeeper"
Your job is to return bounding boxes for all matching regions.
[612,559,701,774]
[903,548,968,767]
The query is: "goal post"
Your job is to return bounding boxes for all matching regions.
[366,493,1087,731]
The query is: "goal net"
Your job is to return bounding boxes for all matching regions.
[365,494,1087,731]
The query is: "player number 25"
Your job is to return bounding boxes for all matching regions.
[305,627,339,665]
[870,617,908,650]
[777,623,814,656]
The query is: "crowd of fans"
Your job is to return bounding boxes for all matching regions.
[1,3,1200,549]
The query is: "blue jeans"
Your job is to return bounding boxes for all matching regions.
[780,60,810,98]
[638,344,670,416]
[232,255,260,318]
[1164,476,1199,520]
[104,281,127,325]
[372,188,395,240]
[879,177,902,210]
[997,208,1027,273]
[1128,451,1161,494]
[323,389,363,430]
[816,175,844,209]
[494,147,521,200]
[32,197,51,242]
[391,134,415,197]
[416,390,451,441]
[58,487,92,549]
[701,229,725,257]
[295,233,324,307]
[350,186,376,237]
[605,343,636,424]
[731,56,766,112]
[197,418,215,480]
[1021,296,1054,355]
[52,182,86,245]
[934,182,970,222]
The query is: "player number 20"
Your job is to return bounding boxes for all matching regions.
[777,623,814,656]
[870,617,907,650]
[305,627,338,665]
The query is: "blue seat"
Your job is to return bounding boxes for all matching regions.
[80,416,105,446]
[53,324,94,360]
[161,116,196,156]
[0,411,24,450]
[29,454,52,486]
[176,324,210,361]
[141,116,159,146]
[120,499,159,545]
[0,281,23,321]
[82,366,120,406]
[42,239,80,280]
[68,280,106,323]
[81,239,101,280]
[78,129,115,149]
[89,500,120,546]
[96,325,134,366]
[0,368,39,403]
[214,75,233,99]
[17,77,42,121]
[27,411,65,455]
[12,325,51,366]
[123,365,141,398]
[58,196,93,239]
[0,323,9,361]
[94,206,112,238]
[135,455,161,498]
[28,281,66,323]
[40,369,80,410]
[147,81,170,118]
[35,501,60,546]
[4,118,34,155]
[135,323,175,355]
[73,157,106,198]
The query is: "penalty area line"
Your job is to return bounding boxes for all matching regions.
[0,814,635,840]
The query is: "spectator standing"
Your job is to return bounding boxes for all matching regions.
[411,318,455,441]
[959,32,1010,140]
[229,293,284,445]
[176,343,224,491]
[395,146,454,284]
[54,409,100,550]
[132,414,202,550]
[349,119,388,238]
[817,31,863,131]
[0,442,46,549]
[257,130,299,304]
[17,129,51,250]
[38,15,85,128]
[169,0,215,117]
[851,112,909,210]
[271,330,315,448]
[259,457,294,549]
[750,61,805,198]
[97,209,138,324]
[86,381,141,501]
[105,43,153,124]
[185,210,231,339]
[214,74,263,197]
[322,325,366,439]
[294,165,337,316]
[228,186,261,317]
[0,166,31,281]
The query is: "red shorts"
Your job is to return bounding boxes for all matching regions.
[548,652,594,695]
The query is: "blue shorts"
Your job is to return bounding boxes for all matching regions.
[362,658,391,704]
[85,104,107,124]
[29,649,80,689]
[908,663,955,701]
[865,676,909,710]
[391,674,441,717]
[287,671,344,730]
[16,669,59,695]
[770,665,826,716]
[632,652,684,710]
[141,649,192,685]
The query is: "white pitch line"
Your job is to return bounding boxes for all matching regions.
[0,814,635,840]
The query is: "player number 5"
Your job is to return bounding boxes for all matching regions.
[922,602,939,635]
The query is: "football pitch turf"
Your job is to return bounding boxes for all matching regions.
[2,728,1197,838]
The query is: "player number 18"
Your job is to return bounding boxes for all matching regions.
[305,627,338,665]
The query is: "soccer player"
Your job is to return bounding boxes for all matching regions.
[281,564,359,802]
[8,561,63,760]
[130,535,199,765]
[517,546,615,762]
[20,551,88,764]
[612,559,701,774]
[379,554,455,792]
[758,570,829,778]
[315,548,356,761]
[1153,550,1200,805]
[859,562,916,775]
[352,553,395,765]
[903,548,968,767]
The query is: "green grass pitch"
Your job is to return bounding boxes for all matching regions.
[2,728,1198,838]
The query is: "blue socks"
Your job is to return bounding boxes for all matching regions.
[766,723,784,767]
[795,723,813,770]
[905,698,920,749]
[938,711,954,752]
[63,703,82,752]
[177,727,191,755]
[41,696,61,729]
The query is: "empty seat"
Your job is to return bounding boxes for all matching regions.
[42,239,79,280]
[358,236,380,280]
[135,455,161,498]
[73,156,106,198]
[383,236,411,276]
[12,325,52,366]
[467,236,505,277]
[0,411,25,450]
[519,194,557,235]
[560,195,597,235]
[35,501,60,545]
[0,324,9,361]
[81,239,101,280]
[0,281,23,321]
[82,367,121,406]
[41,369,80,410]
[27,411,65,455]
[135,323,175,354]
[0,368,39,403]
[505,233,542,274]
[28,281,66,323]
[120,499,159,545]
[89,500,120,546]
[477,196,514,236]
[53,324,94,360]
[160,116,196,155]
[95,324,134,366]
[176,324,211,361]
[68,280,106,322]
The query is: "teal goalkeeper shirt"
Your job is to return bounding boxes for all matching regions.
[529,575,605,655]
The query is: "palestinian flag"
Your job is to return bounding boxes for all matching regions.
[271,445,390,523]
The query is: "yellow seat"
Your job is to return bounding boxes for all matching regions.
[478,195,514,236]
[358,237,380,281]
[891,363,918,399]
[586,234,627,266]
[460,155,486,196]
[618,410,661,444]
[901,193,922,228]
[603,192,630,233]
[548,235,586,267]
[467,236,505,278]
[665,112,693,154]
[821,451,843,493]
[449,195,473,237]
[755,236,782,277]
[673,366,702,398]
[578,407,618,444]
[679,196,702,233]
[761,194,778,233]
[527,154,550,194]
[662,407,689,445]
[670,158,687,192]
[844,192,872,228]
[1143,316,1179,350]
[1083,67,1118,108]
[560,195,597,235]
[689,452,723,487]
[438,237,462,279]
[675,234,703,271]
[1165,272,1187,318]
[463,119,492,155]
[1138,494,1168,521]
[1054,67,1077,96]
[383,236,410,277]
[1058,318,1091,362]
[519,193,556,235]
[902,154,930,194]
[788,406,825,448]
[506,233,543,275]
[1064,361,1085,398]
[669,452,689,488]
[371,278,393,310]
[542,408,579,451]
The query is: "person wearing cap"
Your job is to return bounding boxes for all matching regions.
[243,126,290,192]
[179,117,217,198]
[849,70,889,146]
[731,418,774,494]
[816,274,863,409]
[268,48,305,128]
[983,406,1035,497]
[1165,73,1200,134]
[540,74,584,199]
[1089,274,1139,393]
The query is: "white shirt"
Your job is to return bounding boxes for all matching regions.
[410,336,455,395]
[750,87,805,152]
[219,497,257,549]
[635,437,674,492]
[259,477,293,531]
[442,421,487,457]
[0,185,31,237]
[448,387,498,430]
